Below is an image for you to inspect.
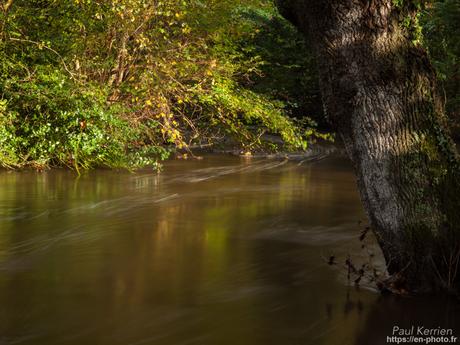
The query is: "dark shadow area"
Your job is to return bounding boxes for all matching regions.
[355,295,460,345]
[233,8,327,128]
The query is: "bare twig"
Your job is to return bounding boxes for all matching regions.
[9,37,79,81]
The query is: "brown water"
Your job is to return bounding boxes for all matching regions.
[0,154,458,345]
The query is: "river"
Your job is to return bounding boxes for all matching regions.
[0,154,458,345]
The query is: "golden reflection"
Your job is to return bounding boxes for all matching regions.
[0,157,384,345]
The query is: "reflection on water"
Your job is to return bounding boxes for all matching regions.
[0,155,458,345]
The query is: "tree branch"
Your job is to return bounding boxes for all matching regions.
[9,37,79,81]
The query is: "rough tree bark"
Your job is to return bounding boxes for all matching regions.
[276,0,460,293]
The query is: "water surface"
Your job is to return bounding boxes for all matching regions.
[0,154,458,345]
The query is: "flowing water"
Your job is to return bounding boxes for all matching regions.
[0,154,458,345]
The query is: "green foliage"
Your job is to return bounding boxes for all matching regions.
[0,58,168,170]
[228,7,324,123]
[421,0,460,135]
[393,0,460,136]
[392,0,426,45]
[0,0,176,170]
[0,0,324,170]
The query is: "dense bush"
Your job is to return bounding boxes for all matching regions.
[0,64,168,170]
[0,0,323,170]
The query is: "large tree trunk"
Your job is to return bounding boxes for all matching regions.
[276,0,460,293]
